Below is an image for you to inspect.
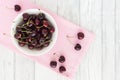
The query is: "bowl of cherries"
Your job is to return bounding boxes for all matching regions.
[11,9,58,56]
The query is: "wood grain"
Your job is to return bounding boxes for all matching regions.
[102,0,115,80]
[79,0,102,80]
[116,0,120,80]
[0,46,14,80]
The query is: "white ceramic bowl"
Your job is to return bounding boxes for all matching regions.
[11,9,58,56]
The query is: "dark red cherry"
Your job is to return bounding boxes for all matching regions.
[28,37,33,42]
[14,33,22,39]
[46,33,52,40]
[41,28,48,37]
[31,39,37,46]
[74,43,81,51]
[28,45,34,49]
[30,31,36,37]
[35,44,43,50]
[22,13,29,21]
[39,38,45,44]
[16,27,22,32]
[59,55,65,63]
[44,42,50,47]
[59,66,66,73]
[43,20,49,27]
[31,15,36,20]
[18,42,25,47]
[38,13,45,20]
[77,32,84,40]
[35,19,40,25]
[50,27,55,33]
[50,61,57,68]
[14,5,21,12]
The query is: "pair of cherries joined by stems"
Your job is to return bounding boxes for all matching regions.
[67,32,85,51]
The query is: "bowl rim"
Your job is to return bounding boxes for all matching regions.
[11,9,58,56]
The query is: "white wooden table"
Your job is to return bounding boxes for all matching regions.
[0,0,120,80]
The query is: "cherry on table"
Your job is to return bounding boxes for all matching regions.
[74,43,81,51]
[59,55,65,63]
[77,32,84,40]
[14,4,21,12]
[50,61,57,68]
[59,66,66,73]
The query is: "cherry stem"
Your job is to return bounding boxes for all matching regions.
[26,17,32,26]
[21,37,28,39]
[53,53,56,55]
[36,26,43,29]
[21,24,27,27]
[17,40,32,45]
[5,6,13,9]
[20,31,32,33]
[2,33,12,38]
[66,35,75,38]
[40,40,52,46]
[18,40,27,44]
[66,35,74,45]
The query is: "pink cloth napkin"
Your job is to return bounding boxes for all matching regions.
[0,0,95,79]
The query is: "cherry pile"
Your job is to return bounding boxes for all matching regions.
[50,55,66,73]
[14,12,55,50]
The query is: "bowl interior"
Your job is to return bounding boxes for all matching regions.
[11,9,58,56]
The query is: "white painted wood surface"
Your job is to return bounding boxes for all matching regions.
[0,0,119,80]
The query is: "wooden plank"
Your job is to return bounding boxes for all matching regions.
[115,0,120,80]
[35,63,60,80]
[15,54,35,80]
[33,0,57,12]
[102,0,115,80]
[57,0,80,25]
[79,0,102,80]
[0,46,14,80]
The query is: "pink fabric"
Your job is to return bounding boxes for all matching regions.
[0,0,95,79]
